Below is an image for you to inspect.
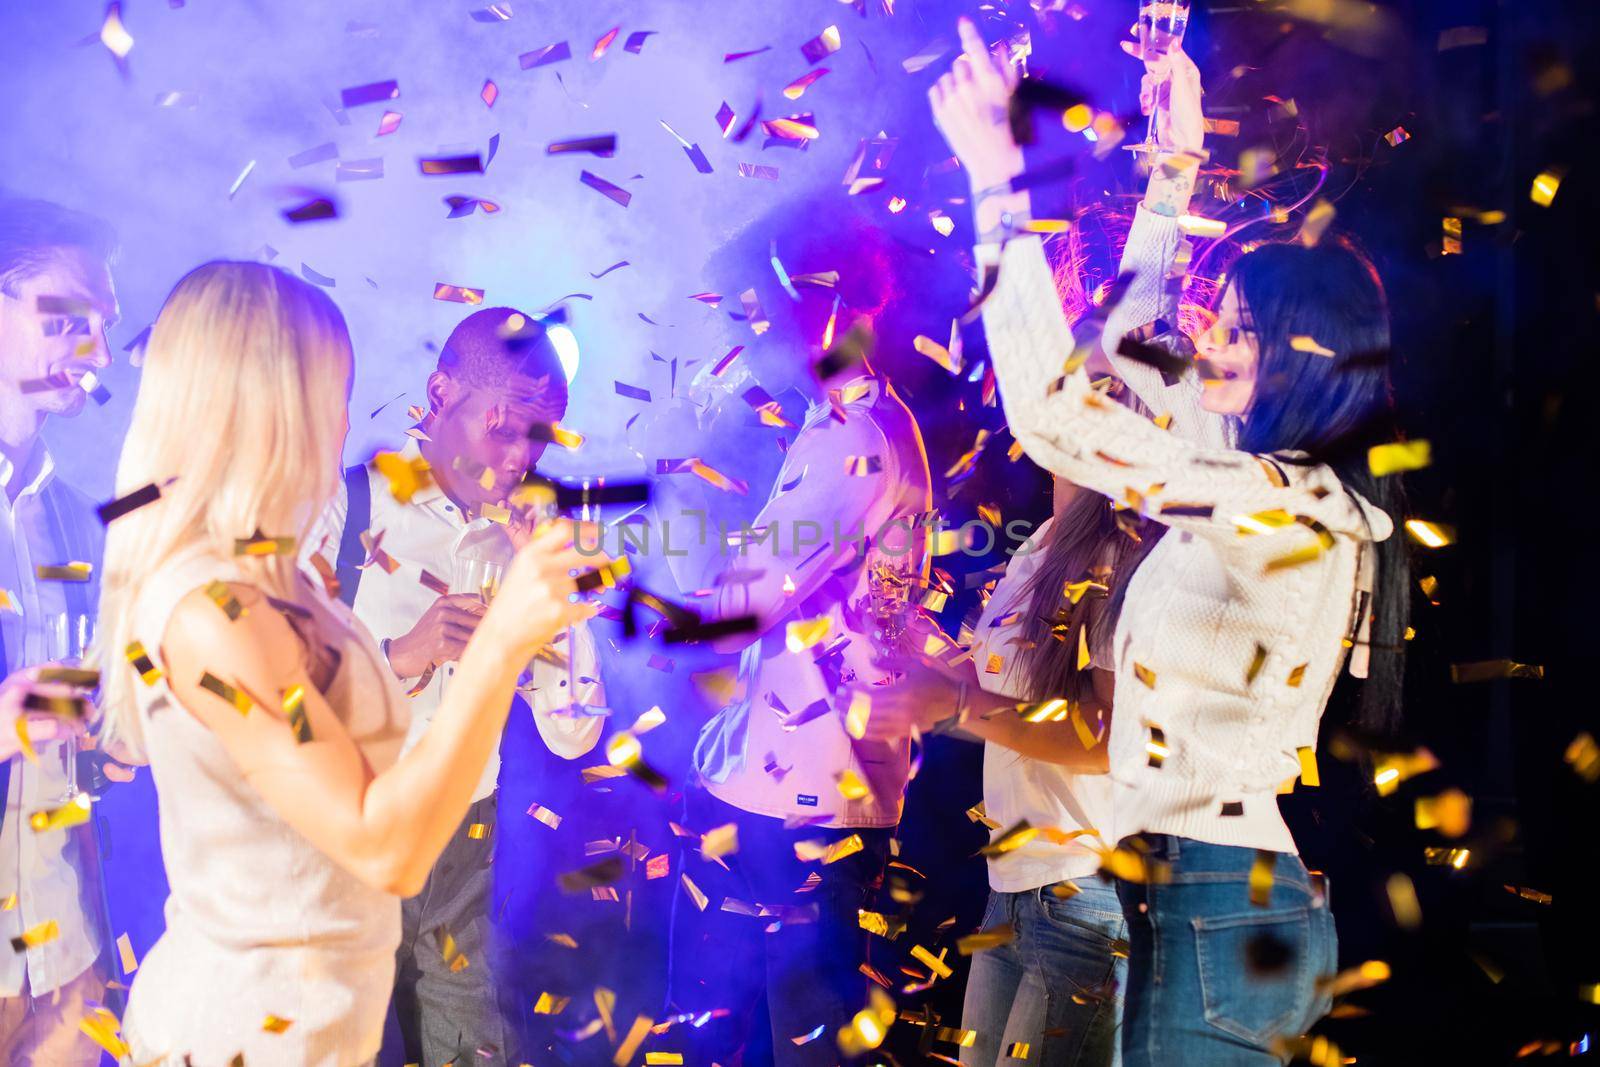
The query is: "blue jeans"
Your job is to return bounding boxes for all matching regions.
[1114,835,1337,1067]
[960,882,1127,1067]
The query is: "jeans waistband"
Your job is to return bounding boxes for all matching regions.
[1125,834,1325,900]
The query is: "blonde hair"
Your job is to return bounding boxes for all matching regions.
[94,261,353,760]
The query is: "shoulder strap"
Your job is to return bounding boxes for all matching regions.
[334,464,371,608]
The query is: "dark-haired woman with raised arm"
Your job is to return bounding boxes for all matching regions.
[894,19,1410,1066]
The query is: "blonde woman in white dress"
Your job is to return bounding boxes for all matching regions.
[89,261,601,1066]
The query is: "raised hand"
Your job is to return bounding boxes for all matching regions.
[1121,36,1204,154]
[479,518,609,660]
[929,17,1026,193]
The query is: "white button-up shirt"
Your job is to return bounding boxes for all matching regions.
[309,440,603,802]
[1,441,100,998]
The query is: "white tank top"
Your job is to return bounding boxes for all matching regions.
[120,547,408,1067]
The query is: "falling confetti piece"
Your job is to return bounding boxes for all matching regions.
[800,25,842,64]
[1450,659,1544,683]
[1368,439,1431,476]
[579,170,632,207]
[10,919,60,952]
[433,283,486,305]
[376,110,403,136]
[1529,169,1563,207]
[126,641,163,685]
[1403,519,1455,548]
[340,80,399,107]
[99,2,133,61]
[480,79,498,107]
[530,802,564,830]
[262,1015,294,1034]
[520,41,571,68]
[1384,126,1411,147]
[419,154,483,176]
[1288,335,1337,357]
[785,617,832,653]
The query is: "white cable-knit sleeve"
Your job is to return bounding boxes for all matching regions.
[1101,206,1235,450]
[982,234,1385,548]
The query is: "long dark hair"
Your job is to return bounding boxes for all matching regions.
[1230,240,1411,737]
[1013,487,1159,704]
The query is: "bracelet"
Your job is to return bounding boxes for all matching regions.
[977,208,1036,247]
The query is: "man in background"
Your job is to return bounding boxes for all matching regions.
[311,307,604,1067]
[0,195,133,1065]
[660,200,934,1065]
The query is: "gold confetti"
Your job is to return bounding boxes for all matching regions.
[613,1015,654,1067]
[1176,214,1226,238]
[981,821,1041,856]
[1,894,15,910]
[467,823,489,840]
[1287,663,1308,687]
[29,793,93,833]
[1249,849,1276,906]
[78,1006,130,1059]
[1529,169,1562,207]
[98,2,134,59]
[844,455,882,476]
[957,924,1015,955]
[262,1015,293,1034]
[233,532,298,557]
[785,616,832,653]
[911,944,953,979]
[437,926,470,972]
[1132,662,1156,689]
[1298,198,1336,247]
[117,932,139,973]
[1297,746,1320,786]
[1386,873,1422,929]
[1415,788,1472,837]
[914,334,959,373]
[1368,440,1432,476]
[1007,1042,1032,1059]
[1424,846,1471,869]
[282,685,312,743]
[701,823,739,860]
[1564,733,1600,783]
[199,672,253,714]
[1404,519,1455,548]
[372,450,432,503]
[1288,335,1336,357]
[530,422,586,450]
[1245,643,1268,684]
[680,872,709,911]
[837,988,895,1057]
[1145,724,1169,768]
[10,919,59,952]
[843,690,873,741]
[1450,659,1543,683]
[646,1055,684,1066]
[965,802,1001,830]
[835,768,870,800]
[534,992,570,1014]
[1504,884,1553,905]
[528,803,563,829]
[1317,959,1391,999]
[204,580,245,620]
[36,561,93,581]
[795,834,864,865]
[1373,747,1439,795]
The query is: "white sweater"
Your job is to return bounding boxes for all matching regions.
[979,211,1394,853]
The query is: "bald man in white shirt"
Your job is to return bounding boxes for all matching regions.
[311,307,604,1067]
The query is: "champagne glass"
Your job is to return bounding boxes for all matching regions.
[46,612,93,802]
[1123,0,1193,156]
[863,558,916,656]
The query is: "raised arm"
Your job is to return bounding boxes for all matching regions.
[161,521,602,897]
[1098,44,1233,449]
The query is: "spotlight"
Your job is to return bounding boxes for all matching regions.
[546,323,580,383]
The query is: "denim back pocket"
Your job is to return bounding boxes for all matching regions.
[1192,907,1313,1047]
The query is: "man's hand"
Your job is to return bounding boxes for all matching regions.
[386,593,489,679]
[0,666,86,762]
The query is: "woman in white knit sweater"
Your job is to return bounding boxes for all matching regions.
[864,20,1411,1066]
